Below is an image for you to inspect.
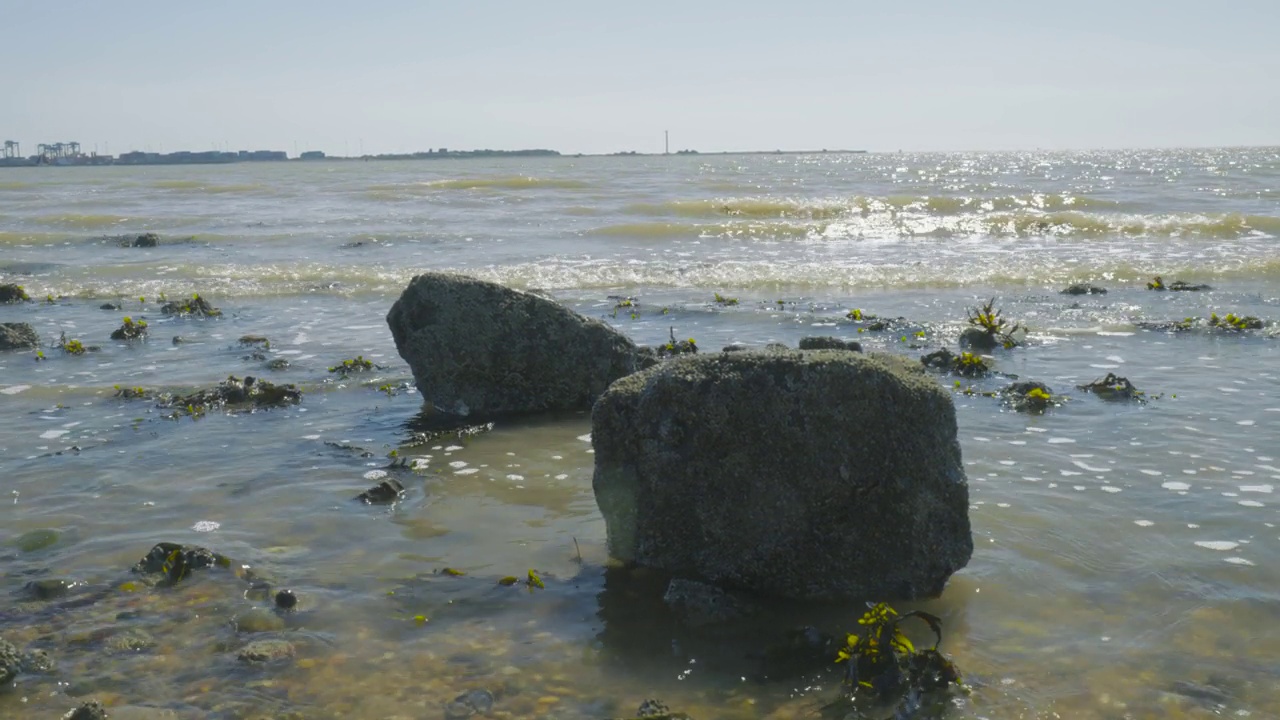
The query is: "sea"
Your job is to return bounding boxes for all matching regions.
[1,149,1278,719]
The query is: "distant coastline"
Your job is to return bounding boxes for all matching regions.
[0,146,866,168]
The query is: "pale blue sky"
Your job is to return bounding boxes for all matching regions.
[2,0,1277,155]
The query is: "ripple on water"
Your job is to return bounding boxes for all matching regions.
[1241,484,1274,493]
[1223,557,1255,566]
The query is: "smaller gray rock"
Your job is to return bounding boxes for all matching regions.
[1,637,21,685]
[234,607,286,634]
[0,322,39,351]
[662,578,761,627]
[105,629,154,654]
[355,478,405,504]
[237,639,295,663]
[798,336,862,352]
[63,701,109,720]
[958,327,998,351]
[1061,283,1107,295]
[21,648,54,673]
[763,342,789,352]
[130,233,160,248]
[25,578,77,600]
[721,343,749,353]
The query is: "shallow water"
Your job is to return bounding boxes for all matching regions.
[2,150,1279,719]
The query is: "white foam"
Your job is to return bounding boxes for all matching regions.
[1134,520,1154,527]
[39,430,68,439]
[1162,481,1191,491]
[1140,469,1163,476]
[454,468,478,475]
[362,469,387,480]
[192,520,220,532]
[1238,500,1264,508]
[1223,557,1255,566]
[1241,484,1273,493]
[1047,437,1075,444]
[0,385,30,395]
[1194,540,1239,551]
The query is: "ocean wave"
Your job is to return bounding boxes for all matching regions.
[18,255,1280,300]
[366,177,589,197]
[151,180,273,194]
[0,181,32,191]
[600,208,1280,242]
[0,230,76,245]
[623,194,1125,220]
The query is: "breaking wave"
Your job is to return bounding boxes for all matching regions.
[623,194,1126,220]
[367,177,589,197]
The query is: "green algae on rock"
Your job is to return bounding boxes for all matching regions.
[1000,381,1061,413]
[109,317,148,341]
[328,355,376,375]
[1078,373,1149,402]
[827,602,964,719]
[0,283,30,303]
[160,293,221,317]
[1147,275,1211,292]
[798,336,863,352]
[160,375,301,417]
[963,297,1023,350]
[920,348,990,378]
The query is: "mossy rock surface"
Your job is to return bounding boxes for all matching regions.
[0,322,39,351]
[386,272,652,418]
[592,350,972,601]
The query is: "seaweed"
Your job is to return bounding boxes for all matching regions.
[58,334,87,356]
[824,602,964,719]
[160,293,222,317]
[1078,372,1148,402]
[713,292,738,306]
[0,283,30,303]
[1208,312,1264,331]
[110,316,148,341]
[329,355,376,375]
[610,297,639,319]
[1001,381,1061,413]
[920,348,990,377]
[658,327,698,357]
[966,297,1023,348]
[1147,275,1211,292]
[161,374,302,417]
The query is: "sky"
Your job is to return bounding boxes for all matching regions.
[2,0,1278,156]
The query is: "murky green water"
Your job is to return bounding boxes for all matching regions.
[2,150,1279,718]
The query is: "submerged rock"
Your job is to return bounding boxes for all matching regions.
[122,233,160,248]
[1078,372,1147,401]
[444,689,495,719]
[354,478,405,504]
[160,294,221,317]
[1061,283,1108,295]
[1,637,20,686]
[274,589,298,610]
[592,350,972,601]
[0,322,39,351]
[24,578,79,601]
[163,375,301,413]
[797,336,862,352]
[63,701,109,720]
[386,272,652,419]
[662,578,761,627]
[237,639,295,663]
[0,283,30,303]
[109,317,148,341]
[1147,276,1211,292]
[1001,381,1056,413]
[131,542,228,585]
[958,327,998,351]
[920,348,990,377]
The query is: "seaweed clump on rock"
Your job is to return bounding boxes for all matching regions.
[1208,312,1265,331]
[329,355,376,376]
[824,602,965,720]
[799,336,863,352]
[1147,275,1211,292]
[0,283,31,303]
[1000,381,1060,413]
[109,316,148,341]
[161,375,301,417]
[960,298,1023,350]
[161,293,221,317]
[132,542,231,586]
[920,348,990,378]
[1078,373,1148,402]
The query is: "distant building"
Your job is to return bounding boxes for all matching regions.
[299,150,325,160]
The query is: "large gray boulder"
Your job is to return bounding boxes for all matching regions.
[591,350,972,601]
[0,322,39,351]
[387,272,653,418]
